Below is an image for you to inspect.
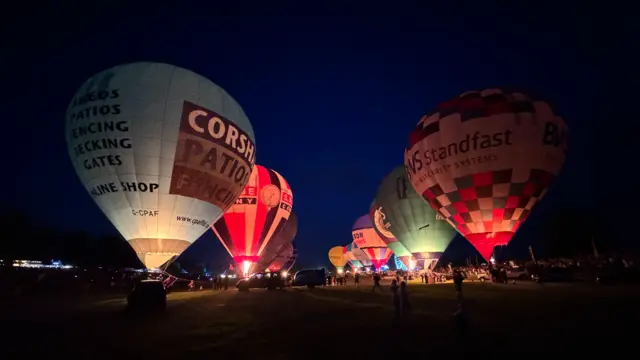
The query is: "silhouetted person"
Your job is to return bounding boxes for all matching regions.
[354,272,360,286]
[223,275,229,290]
[372,273,382,292]
[400,281,411,316]
[390,279,400,318]
[453,270,464,300]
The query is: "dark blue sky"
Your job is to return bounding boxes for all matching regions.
[3,3,630,267]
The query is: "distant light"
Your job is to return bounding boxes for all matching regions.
[337,269,344,274]
[281,271,288,277]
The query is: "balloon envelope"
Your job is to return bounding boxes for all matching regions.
[65,62,255,269]
[369,200,413,257]
[343,243,362,268]
[282,242,298,271]
[328,246,348,268]
[352,215,393,269]
[255,212,298,272]
[267,242,294,272]
[212,165,293,273]
[405,88,567,261]
[375,166,456,264]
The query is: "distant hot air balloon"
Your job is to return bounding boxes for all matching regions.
[212,165,293,276]
[328,246,348,273]
[405,88,567,261]
[267,242,294,272]
[369,200,417,270]
[348,241,370,268]
[375,166,456,269]
[255,212,297,272]
[65,62,255,269]
[352,215,393,270]
[343,243,362,269]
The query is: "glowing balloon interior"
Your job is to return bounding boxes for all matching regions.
[375,165,456,265]
[343,243,362,269]
[328,246,348,270]
[405,88,567,261]
[65,62,255,269]
[212,165,293,275]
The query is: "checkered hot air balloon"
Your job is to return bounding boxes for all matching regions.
[405,88,567,262]
[212,165,293,276]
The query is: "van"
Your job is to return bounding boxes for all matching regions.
[292,268,326,288]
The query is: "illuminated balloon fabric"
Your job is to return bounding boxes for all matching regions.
[398,256,415,270]
[369,201,412,258]
[348,241,370,266]
[343,243,362,268]
[255,212,298,272]
[267,242,294,272]
[352,214,386,248]
[361,246,393,269]
[212,165,293,268]
[65,62,255,269]
[328,246,348,270]
[405,88,567,261]
[375,166,456,264]
[282,242,298,271]
[393,255,407,271]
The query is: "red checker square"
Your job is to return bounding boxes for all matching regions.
[422,189,435,200]
[505,196,520,208]
[452,214,465,225]
[458,188,477,201]
[453,202,468,213]
[492,208,505,221]
[472,172,493,186]
[485,101,512,115]
[457,224,470,235]
[483,222,494,232]
[521,182,537,197]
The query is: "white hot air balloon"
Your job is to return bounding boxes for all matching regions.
[65,62,256,269]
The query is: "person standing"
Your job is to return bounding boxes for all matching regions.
[453,270,464,300]
[372,272,383,292]
[400,281,411,316]
[390,280,400,319]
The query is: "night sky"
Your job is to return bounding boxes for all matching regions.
[2,3,632,268]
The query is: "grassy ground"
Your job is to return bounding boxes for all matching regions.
[3,280,639,358]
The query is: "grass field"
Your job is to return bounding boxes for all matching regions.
[4,280,640,358]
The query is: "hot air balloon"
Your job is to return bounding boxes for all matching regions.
[405,88,567,261]
[393,254,408,270]
[375,166,456,269]
[282,242,298,271]
[267,242,295,272]
[65,62,255,269]
[328,246,348,274]
[352,215,393,270]
[343,243,362,269]
[255,212,298,272]
[212,165,293,276]
[369,200,417,270]
[348,242,371,268]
